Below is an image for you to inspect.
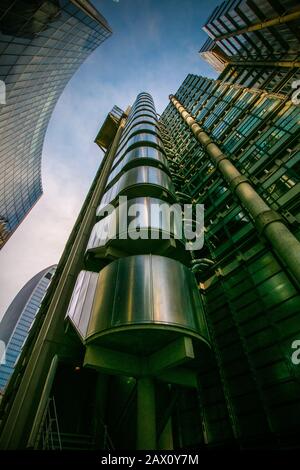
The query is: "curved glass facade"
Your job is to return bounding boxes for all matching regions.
[0,265,56,392]
[0,1,111,248]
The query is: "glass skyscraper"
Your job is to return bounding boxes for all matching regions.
[0,265,56,392]
[0,0,111,249]
[2,78,299,449]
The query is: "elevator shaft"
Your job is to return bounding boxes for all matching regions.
[66,93,211,449]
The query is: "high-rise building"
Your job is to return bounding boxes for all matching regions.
[1,79,300,450]
[199,0,300,93]
[0,266,56,392]
[1,0,300,450]
[0,93,213,450]
[0,0,111,249]
[160,72,300,447]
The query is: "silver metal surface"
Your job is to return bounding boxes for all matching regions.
[170,94,300,287]
[121,116,157,141]
[97,166,176,215]
[107,147,169,184]
[66,256,210,347]
[131,103,156,113]
[89,255,209,340]
[115,132,163,160]
[113,145,168,171]
[87,196,184,252]
[119,123,158,149]
[125,112,157,131]
[126,109,157,125]
[66,270,98,339]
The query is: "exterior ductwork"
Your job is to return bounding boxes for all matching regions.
[169,94,300,287]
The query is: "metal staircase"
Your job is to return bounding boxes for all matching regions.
[36,397,62,450]
[35,395,115,450]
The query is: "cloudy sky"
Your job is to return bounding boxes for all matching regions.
[0,0,218,320]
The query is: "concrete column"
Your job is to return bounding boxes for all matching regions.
[136,378,156,450]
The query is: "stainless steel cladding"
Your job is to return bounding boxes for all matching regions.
[120,116,158,141]
[66,93,208,365]
[66,255,210,348]
[118,123,159,147]
[97,166,176,214]
[66,270,98,339]
[86,197,188,264]
[115,132,164,161]
[88,255,209,344]
[107,146,169,185]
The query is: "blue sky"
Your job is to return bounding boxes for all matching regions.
[0,0,219,318]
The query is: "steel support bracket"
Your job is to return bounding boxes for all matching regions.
[201,136,213,148]
[230,174,249,192]
[255,210,285,235]
[213,153,227,168]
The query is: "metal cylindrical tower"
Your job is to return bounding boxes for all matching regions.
[66,93,211,449]
[0,94,211,450]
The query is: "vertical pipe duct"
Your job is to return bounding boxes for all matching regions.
[169,94,300,287]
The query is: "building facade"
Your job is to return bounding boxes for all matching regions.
[1,79,300,449]
[0,265,56,392]
[199,0,300,94]
[1,0,300,450]
[0,94,213,450]
[160,72,300,447]
[0,0,111,249]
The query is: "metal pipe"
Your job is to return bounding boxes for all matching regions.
[169,95,300,287]
[212,9,300,40]
[191,259,214,266]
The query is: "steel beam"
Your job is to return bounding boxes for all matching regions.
[230,60,300,68]
[83,336,195,378]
